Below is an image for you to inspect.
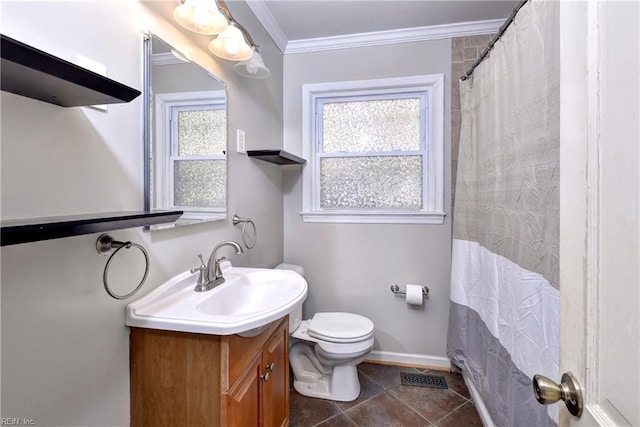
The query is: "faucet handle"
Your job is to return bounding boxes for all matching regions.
[191,254,210,291]
[190,254,207,274]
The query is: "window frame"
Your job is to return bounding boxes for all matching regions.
[154,90,227,222]
[301,75,445,224]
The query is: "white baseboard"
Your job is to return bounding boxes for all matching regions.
[461,370,495,427]
[365,350,450,370]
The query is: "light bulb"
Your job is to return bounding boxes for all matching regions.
[192,5,210,27]
[224,40,240,55]
[208,24,252,61]
[246,64,258,74]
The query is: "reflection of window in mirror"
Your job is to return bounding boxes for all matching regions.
[172,104,226,210]
[145,33,228,228]
[155,91,227,220]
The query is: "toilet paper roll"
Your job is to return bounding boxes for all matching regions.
[405,284,424,305]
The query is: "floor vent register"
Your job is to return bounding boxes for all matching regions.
[400,372,448,389]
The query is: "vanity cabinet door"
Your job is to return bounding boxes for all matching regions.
[261,320,289,427]
[224,353,261,427]
[129,328,223,427]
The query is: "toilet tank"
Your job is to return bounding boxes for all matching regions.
[289,304,303,332]
[275,263,305,332]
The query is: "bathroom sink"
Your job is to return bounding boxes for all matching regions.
[125,263,307,335]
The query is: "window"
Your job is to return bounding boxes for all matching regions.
[154,90,227,221]
[301,75,445,224]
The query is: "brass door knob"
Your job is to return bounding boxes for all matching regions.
[260,372,270,382]
[266,362,275,372]
[532,372,583,417]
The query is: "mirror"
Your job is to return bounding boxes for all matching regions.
[143,33,227,229]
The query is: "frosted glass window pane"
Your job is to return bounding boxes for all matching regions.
[177,109,226,156]
[322,98,421,153]
[174,160,226,208]
[320,156,422,209]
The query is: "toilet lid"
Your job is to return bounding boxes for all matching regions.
[307,312,374,343]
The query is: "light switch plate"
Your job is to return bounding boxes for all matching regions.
[237,129,246,154]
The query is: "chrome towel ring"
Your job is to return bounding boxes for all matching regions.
[232,214,257,249]
[96,234,150,300]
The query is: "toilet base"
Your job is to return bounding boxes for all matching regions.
[293,364,361,402]
[290,341,369,402]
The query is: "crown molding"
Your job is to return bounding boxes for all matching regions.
[285,19,504,54]
[245,0,288,53]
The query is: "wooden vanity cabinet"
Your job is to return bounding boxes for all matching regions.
[130,316,289,427]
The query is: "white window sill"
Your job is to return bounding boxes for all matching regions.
[300,210,446,225]
[179,211,226,221]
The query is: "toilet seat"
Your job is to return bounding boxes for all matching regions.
[307,312,374,343]
[291,313,375,356]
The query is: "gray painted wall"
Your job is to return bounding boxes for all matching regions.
[282,40,453,360]
[0,1,283,425]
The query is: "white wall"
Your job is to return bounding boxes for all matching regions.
[282,40,453,363]
[1,1,283,425]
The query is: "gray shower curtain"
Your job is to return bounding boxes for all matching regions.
[447,1,560,426]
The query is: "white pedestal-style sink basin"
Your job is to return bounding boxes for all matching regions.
[125,262,307,335]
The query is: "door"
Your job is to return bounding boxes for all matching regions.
[224,353,261,427]
[261,320,289,427]
[558,0,639,425]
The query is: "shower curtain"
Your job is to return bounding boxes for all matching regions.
[447,1,559,426]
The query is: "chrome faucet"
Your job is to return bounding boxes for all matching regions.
[191,240,244,292]
[208,240,244,287]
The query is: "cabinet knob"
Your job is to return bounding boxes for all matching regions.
[260,372,270,382]
[266,362,275,372]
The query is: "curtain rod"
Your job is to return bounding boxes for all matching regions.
[460,0,529,81]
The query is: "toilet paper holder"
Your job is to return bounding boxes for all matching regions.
[390,283,429,297]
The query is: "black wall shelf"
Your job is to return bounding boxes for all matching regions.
[1,211,183,246]
[1,34,141,107]
[247,150,306,165]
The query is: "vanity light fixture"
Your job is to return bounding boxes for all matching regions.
[173,0,228,35]
[173,0,271,78]
[233,49,271,79]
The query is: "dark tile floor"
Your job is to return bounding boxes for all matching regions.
[290,363,483,427]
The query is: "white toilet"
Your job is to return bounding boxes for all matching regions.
[276,263,375,402]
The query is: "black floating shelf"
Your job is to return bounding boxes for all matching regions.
[1,34,141,107]
[247,150,306,165]
[0,210,183,246]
